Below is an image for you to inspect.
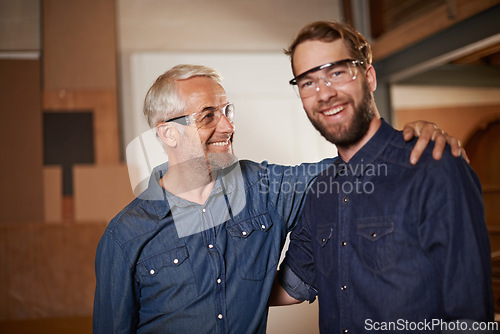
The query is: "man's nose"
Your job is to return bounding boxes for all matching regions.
[216,113,235,133]
[316,78,337,100]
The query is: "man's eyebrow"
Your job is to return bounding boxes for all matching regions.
[297,72,314,81]
[200,102,229,113]
[200,106,217,113]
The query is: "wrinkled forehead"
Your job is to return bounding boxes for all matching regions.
[177,76,229,111]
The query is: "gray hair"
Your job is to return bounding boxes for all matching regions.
[143,64,224,127]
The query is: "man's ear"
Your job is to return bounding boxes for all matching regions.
[156,124,177,148]
[365,65,377,93]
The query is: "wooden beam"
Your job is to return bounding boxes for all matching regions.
[372,0,500,61]
[452,42,500,64]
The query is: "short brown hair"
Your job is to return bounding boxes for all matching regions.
[285,21,372,75]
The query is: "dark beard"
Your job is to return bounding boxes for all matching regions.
[308,82,374,148]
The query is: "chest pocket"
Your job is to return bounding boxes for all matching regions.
[136,245,197,311]
[227,214,277,281]
[314,226,335,276]
[357,217,396,273]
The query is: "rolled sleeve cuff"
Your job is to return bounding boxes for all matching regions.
[278,264,317,303]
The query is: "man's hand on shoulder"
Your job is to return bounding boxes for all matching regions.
[402,120,469,165]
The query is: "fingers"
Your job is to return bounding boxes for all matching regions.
[461,146,470,163]
[447,137,461,157]
[410,135,430,165]
[437,133,470,163]
[431,132,447,161]
[453,140,470,164]
[402,120,426,141]
[403,126,416,141]
[408,122,436,164]
[405,120,468,164]
[420,122,439,142]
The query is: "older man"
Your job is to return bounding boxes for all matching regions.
[93,64,463,334]
[274,21,494,333]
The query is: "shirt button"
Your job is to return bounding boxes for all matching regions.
[218,314,223,319]
[202,208,206,213]
[341,285,347,290]
[173,258,179,264]
[371,232,377,238]
[261,224,266,230]
[343,329,349,333]
[217,278,222,284]
[342,197,349,203]
[341,241,347,246]
[208,244,214,249]
[150,269,155,275]
[242,231,247,236]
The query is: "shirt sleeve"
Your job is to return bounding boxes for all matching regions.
[418,154,494,322]
[93,229,139,334]
[278,197,318,303]
[265,158,333,231]
[278,262,318,303]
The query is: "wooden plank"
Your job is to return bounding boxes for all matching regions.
[0,317,92,334]
[42,0,117,90]
[372,0,500,61]
[43,166,63,222]
[73,164,134,222]
[0,59,44,222]
[0,223,107,320]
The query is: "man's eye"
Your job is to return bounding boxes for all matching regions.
[299,80,314,89]
[199,110,216,123]
[328,67,348,79]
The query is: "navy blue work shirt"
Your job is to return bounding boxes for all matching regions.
[279,120,494,333]
[93,158,332,334]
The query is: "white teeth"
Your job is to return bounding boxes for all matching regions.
[210,140,229,146]
[323,105,344,116]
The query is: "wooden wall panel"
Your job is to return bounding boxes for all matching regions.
[0,59,44,222]
[0,229,7,318]
[42,0,120,165]
[42,0,117,90]
[0,223,107,320]
[394,104,500,143]
[73,164,134,222]
[43,166,62,222]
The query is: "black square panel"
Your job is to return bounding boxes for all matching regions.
[43,112,95,195]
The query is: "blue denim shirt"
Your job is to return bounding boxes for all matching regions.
[93,159,332,334]
[279,120,494,333]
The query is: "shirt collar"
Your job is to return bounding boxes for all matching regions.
[140,161,241,220]
[332,119,395,177]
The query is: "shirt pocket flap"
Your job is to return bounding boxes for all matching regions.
[357,220,394,241]
[315,227,334,247]
[227,214,273,238]
[138,245,189,276]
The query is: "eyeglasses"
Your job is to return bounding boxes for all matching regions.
[289,59,364,98]
[160,103,235,129]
